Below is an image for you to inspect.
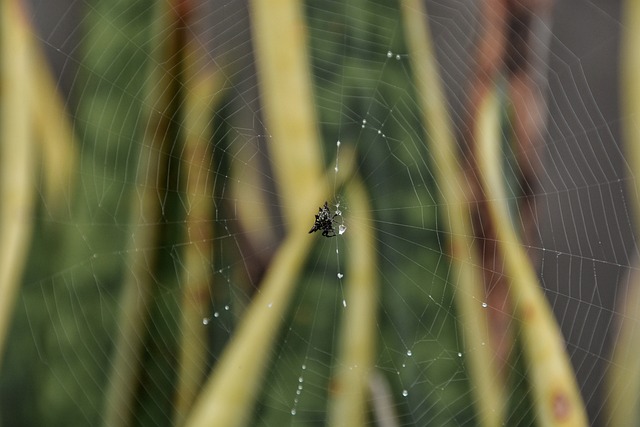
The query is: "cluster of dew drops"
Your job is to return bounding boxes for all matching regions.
[290,364,307,416]
[387,50,403,60]
[202,304,230,325]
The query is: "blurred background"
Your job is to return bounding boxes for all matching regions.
[0,0,633,426]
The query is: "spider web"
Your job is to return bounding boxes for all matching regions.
[0,0,630,426]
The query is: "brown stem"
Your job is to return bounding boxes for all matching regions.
[463,0,554,370]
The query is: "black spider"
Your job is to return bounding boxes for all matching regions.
[308,201,337,237]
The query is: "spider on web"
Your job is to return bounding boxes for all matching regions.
[308,201,338,237]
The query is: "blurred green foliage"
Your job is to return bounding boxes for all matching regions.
[2,0,480,425]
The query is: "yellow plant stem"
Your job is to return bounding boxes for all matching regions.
[400,1,504,425]
[328,175,377,427]
[183,226,313,427]
[174,56,224,425]
[183,152,356,427]
[0,0,36,368]
[250,0,324,229]
[606,0,640,425]
[606,259,640,427]
[477,91,588,426]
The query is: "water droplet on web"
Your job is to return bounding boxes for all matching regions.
[214,312,220,318]
[458,352,462,357]
[298,376,304,383]
[302,364,306,370]
[336,140,341,147]
[224,305,230,311]
[337,273,344,279]
[481,302,488,308]
[338,224,347,235]
[268,302,273,308]
[387,50,393,58]
[377,129,382,134]
[202,318,210,325]
[335,166,339,172]
[362,119,367,128]
[402,390,409,397]
[291,408,297,415]
[396,54,401,60]
[343,299,347,307]
[406,350,412,357]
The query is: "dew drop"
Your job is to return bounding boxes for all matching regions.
[202,318,210,325]
[406,350,412,357]
[402,390,409,397]
[213,312,220,318]
[268,302,273,308]
[336,140,341,147]
[396,54,401,60]
[224,305,230,311]
[458,352,462,357]
[335,166,339,172]
[298,376,304,383]
[338,224,347,235]
[481,302,488,308]
[362,119,367,125]
[291,408,297,415]
[377,129,382,134]
[343,299,347,307]
[387,50,393,58]
[302,364,306,370]
[337,273,344,279]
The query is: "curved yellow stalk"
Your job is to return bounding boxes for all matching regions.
[400,1,504,425]
[249,0,325,229]
[0,0,36,368]
[477,91,587,426]
[606,0,640,425]
[183,151,355,427]
[327,174,377,427]
[183,226,313,427]
[174,54,225,424]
